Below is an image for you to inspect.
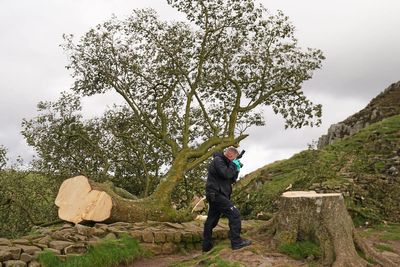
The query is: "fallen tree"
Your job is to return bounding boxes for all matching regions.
[55,175,191,224]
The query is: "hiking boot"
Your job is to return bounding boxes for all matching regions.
[202,240,213,252]
[232,239,252,250]
[202,244,213,252]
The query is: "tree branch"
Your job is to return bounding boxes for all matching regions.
[186,134,248,171]
[193,90,219,135]
[227,79,242,136]
[182,88,195,149]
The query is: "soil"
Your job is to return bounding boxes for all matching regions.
[124,232,309,267]
[124,245,307,267]
[125,252,203,267]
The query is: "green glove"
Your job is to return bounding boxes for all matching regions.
[232,159,241,171]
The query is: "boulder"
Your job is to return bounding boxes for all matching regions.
[14,246,40,256]
[19,253,32,263]
[48,240,74,251]
[3,260,27,267]
[27,261,41,267]
[64,244,87,255]
[0,247,22,260]
[0,250,13,261]
[0,238,12,247]
[141,231,154,243]
[11,240,30,246]
[103,233,117,240]
[75,224,95,236]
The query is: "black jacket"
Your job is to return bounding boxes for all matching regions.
[206,152,239,199]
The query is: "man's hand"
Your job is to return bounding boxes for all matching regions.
[232,159,241,171]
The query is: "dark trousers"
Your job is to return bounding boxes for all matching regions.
[202,192,242,249]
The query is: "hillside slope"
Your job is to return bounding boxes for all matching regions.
[234,114,400,224]
[318,81,400,148]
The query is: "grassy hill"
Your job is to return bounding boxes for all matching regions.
[234,114,400,225]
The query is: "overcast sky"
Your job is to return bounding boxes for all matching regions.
[1,0,399,175]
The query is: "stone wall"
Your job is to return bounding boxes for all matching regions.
[0,220,261,267]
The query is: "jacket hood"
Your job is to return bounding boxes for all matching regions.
[213,152,224,158]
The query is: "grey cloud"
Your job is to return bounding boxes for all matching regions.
[261,0,400,99]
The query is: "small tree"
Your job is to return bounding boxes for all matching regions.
[22,93,110,180]
[0,147,59,237]
[59,0,324,219]
[22,93,169,197]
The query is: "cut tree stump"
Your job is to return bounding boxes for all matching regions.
[55,176,159,224]
[271,191,398,266]
[272,191,367,267]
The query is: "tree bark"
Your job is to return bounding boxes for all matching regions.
[55,176,191,224]
[272,191,367,267]
[152,153,189,204]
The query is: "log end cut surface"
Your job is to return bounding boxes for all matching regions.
[55,176,113,224]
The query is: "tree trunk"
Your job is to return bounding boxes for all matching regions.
[152,153,189,204]
[272,191,367,267]
[55,176,191,224]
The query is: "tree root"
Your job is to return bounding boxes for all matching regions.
[354,233,398,267]
[247,218,274,235]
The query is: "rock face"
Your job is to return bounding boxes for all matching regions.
[318,81,400,149]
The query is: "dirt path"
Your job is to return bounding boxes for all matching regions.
[124,249,306,267]
[124,239,307,267]
[122,251,202,267]
[123,226,400,266]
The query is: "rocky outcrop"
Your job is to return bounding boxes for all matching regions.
[318,81,400,148]
[0,220,261,266]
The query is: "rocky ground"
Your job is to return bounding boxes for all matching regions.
[125,237,307,267]
[2,220,400,266]
[126,223,400,267]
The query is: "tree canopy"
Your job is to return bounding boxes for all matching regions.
[28,0,324,207]
[64,0,322,151]
[22,93,170,197]
[22,92,207,201]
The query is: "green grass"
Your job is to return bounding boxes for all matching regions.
[38,235,148,267]
[358,228,375,238]
[374,243,394,252]
[363,223,400,241]
[357,223,400,241]
[278,241,321,260]
[381,233,400,241]
[379,225,400,241]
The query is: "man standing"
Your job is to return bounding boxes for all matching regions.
[202,147,252,252]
